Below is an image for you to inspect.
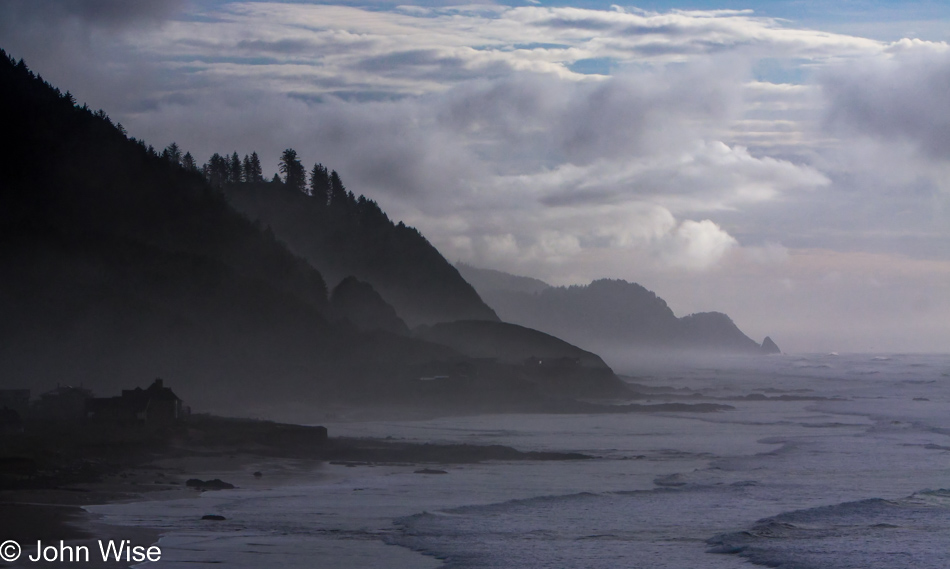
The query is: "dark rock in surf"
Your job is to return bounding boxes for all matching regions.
[760,336,781,354]
[186,478,235,490]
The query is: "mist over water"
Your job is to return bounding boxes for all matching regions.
[92,353,950,568]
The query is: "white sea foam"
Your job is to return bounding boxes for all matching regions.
[89,353,950,568]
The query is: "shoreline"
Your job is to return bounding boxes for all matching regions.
[0,413,595,567]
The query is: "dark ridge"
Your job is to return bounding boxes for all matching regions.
[465,270,771,355]
[455,262,552,295]
[224,181,499,327]
[331,276,410,335]
[0,51,633,415]
[0,50,327,312]
[416,320,611,370]
[0,50,460,409]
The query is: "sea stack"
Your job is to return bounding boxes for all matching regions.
[761,336,781,354]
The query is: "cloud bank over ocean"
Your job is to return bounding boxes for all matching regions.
[1,0,947,352]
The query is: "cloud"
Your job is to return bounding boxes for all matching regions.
[821,39,950,161]
[64,2,884,102]
[662,219,739,269]
[2,0,947,350]
[0,0,185,29]
[741,242,790,265]
[102,51,829,281]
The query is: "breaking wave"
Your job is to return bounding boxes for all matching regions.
[707,490,950,568]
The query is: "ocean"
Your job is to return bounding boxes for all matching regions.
[90,353,950,568]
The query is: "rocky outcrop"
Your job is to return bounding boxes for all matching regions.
[186,479,235,490]
[760,336,781,354]
[330,276,409,335]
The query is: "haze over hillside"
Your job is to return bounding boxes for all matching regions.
[0,51,628,416]
[456,263,780,361]
[224,179,498,327]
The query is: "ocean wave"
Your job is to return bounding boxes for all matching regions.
[707,490,950,568]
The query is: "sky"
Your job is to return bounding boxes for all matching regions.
[1,0,948,353]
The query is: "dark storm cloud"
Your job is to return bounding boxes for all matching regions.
[237,39,320,54]
[620,24,690,37]
[534,17,615,31]
[357,49,468,72]
[0,0,187,122]
[629,38,756,57]
[0,0,185,28]
[353,49,516,83]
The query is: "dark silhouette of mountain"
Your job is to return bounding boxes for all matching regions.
[415,321,628,398]
[416,320,610,369]
[0,50,473,411]
[676,311,763,352]
[224,182,499,327]
[456,262,552,294]
[330,277,409,335]
[458,265,778,355]
[0,51,626,414]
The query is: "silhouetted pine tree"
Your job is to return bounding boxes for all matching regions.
[279,148,306,193]
[182,152,198,172]
[310,163,330,205]
[248,152,264,183]
[162,142,182,166]
[242,154,253,182]
[229,152,242,183]
[205,153,229,186]
[329,170,347,208]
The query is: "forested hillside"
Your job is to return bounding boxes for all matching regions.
[0,51,621,414]
[0,51,450,410]
[220,167,498,327]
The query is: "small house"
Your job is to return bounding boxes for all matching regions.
[87,379,184,425]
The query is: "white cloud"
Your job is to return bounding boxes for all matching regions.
[741,242,789,265]
[821,39,950,162]
[660,219,738,270]
[2,0,948,351]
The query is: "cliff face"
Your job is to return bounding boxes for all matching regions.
[458,265,775,355]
